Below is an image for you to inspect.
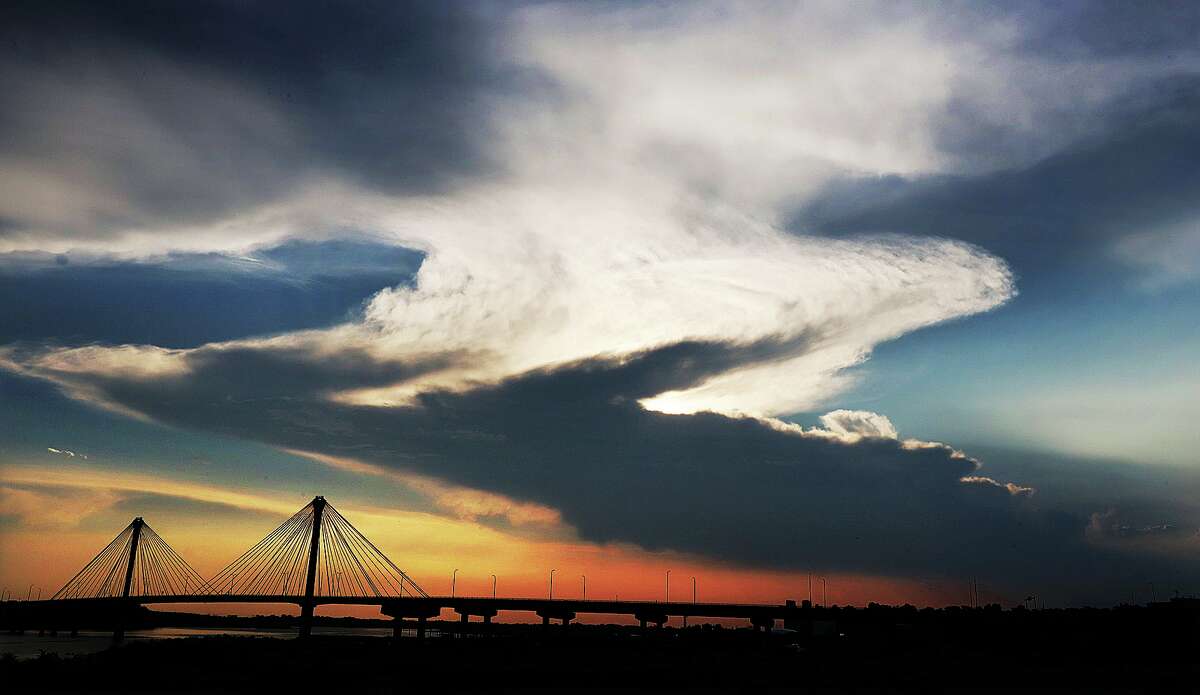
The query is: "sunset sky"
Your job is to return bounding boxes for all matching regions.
[2,1,1199,614]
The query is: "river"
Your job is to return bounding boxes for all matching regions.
[0,626,401,660]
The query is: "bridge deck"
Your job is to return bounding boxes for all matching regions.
[23,595,794,620]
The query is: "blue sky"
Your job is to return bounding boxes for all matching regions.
[824,263,1200,465]
[2,1,1199,606]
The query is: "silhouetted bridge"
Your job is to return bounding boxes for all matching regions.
[4,496,799,639]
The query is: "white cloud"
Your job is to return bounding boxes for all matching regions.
[1,2,1034,419]
[961,476,1034,497]
[817,410,900,440]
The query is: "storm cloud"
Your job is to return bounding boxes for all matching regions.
[797,76,1200,285]
[11,336,1195,601]
[0,0,522,246]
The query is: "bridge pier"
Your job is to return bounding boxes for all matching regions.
[453,607,497,637]
[536,609,575,630]
[112,599,136,643]
[634,611,668,635]
[380,600,440,641]
[391,617,405,639]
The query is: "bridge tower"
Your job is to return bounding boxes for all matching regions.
[51,516,201,641]
[120,517,145,600]
[201,495,427,638]
[298,496,325,638]
[113,517,144,641]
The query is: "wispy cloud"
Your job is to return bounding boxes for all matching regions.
[282,448,563,528]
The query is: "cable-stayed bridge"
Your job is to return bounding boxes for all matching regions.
[5,496,800,639]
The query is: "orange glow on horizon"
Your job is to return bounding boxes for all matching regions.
[0,464,970,617]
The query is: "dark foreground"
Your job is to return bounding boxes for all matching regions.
[3,608,1198,694]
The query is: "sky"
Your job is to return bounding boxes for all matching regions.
[1,1,1198,613]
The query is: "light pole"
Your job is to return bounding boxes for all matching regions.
[686,576,697,629]
[581,575,587,601]
[665,570,671,602]
[821,577,828,607]
[491,574,497,599]
[549,569,557,599]
[452,568,459,598]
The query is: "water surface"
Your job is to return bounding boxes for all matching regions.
[0,626,397,660]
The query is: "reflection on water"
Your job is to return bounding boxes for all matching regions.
[0,626,397,660]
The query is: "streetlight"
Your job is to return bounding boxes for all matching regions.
[665,570,671,602]
[686,576,697,629]
[452,568,459,598]
[581,575,587,601]
[549,569,557,599]
[491,574,497,599]
[821,577,828,607]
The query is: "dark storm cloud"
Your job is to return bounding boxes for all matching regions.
[1015,0,1200,58]
[795,75,1200,280]
[0,239,423,347]
[0,0,533,237]
[21,335,1193,598]
[965,445,1200,530]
